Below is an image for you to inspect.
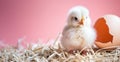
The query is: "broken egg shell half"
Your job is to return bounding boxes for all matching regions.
[94,15,120,48]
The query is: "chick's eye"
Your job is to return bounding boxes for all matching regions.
[73,17,78,21]
[74,17,78,20]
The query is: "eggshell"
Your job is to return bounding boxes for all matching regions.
[94,15,120,48]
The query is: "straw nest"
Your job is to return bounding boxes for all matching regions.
[0,36,120,62]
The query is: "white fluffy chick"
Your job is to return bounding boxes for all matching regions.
[61,6,96,51]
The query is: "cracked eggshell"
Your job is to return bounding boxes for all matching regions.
[94,15,120,48]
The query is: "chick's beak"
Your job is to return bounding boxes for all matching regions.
[79,16,84,25]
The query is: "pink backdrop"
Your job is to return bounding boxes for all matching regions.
[0,0,120,46]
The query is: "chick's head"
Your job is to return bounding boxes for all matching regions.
[67,6,91,27]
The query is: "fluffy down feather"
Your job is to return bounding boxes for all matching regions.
[61,6,96,51]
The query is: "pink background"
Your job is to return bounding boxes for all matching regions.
[0,0,120,46]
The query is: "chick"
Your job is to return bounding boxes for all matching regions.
[61,6,96,51]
